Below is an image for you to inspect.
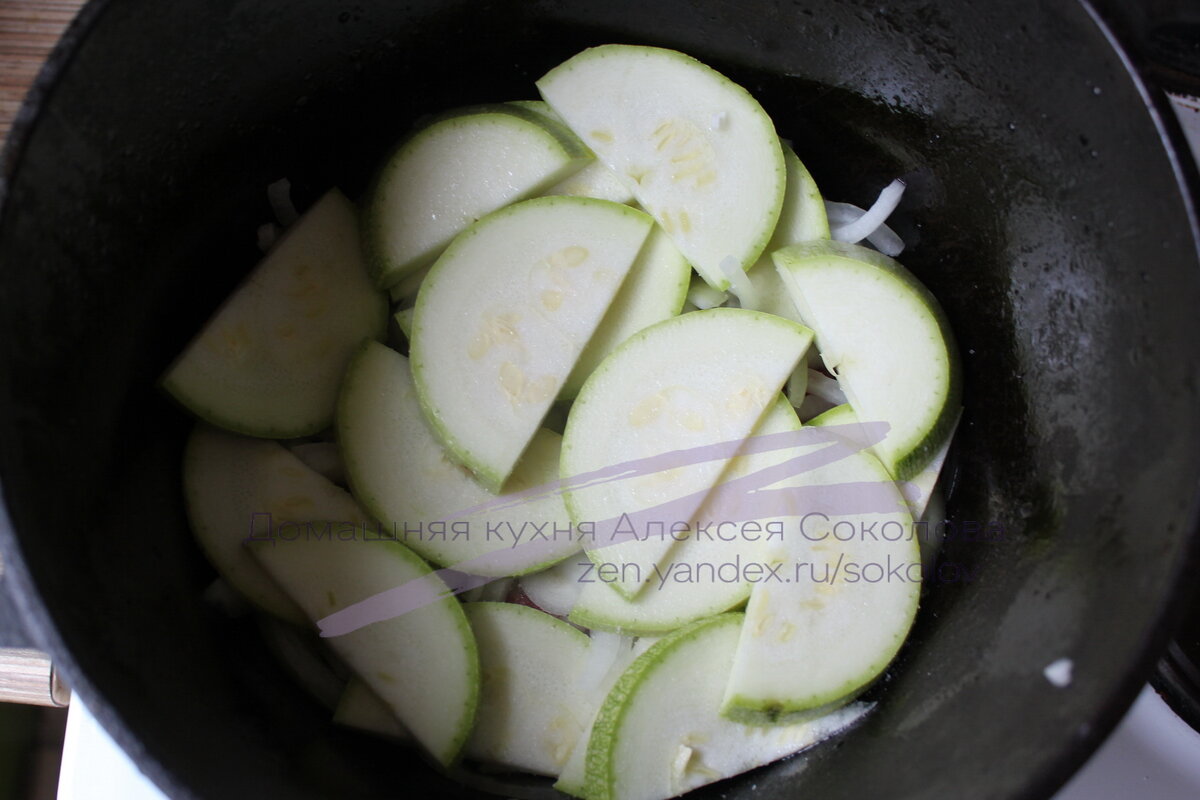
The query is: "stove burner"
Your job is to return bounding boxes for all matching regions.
[1153,583,1200,733]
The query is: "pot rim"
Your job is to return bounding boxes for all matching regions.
[0,2,1198,799]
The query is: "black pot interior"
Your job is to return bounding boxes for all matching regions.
[1,0,1199,798]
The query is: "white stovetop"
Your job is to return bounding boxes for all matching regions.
[1056,685,1200,798]
[57,697,167,800]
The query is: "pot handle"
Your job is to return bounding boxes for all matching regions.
[0,553,69,707]
[0,647,70,707]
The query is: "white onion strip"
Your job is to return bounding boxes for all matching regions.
[825,201,906,256]
[866,223,906,257]
[806,368,847,405]
[267,177,300,227]
[519,558,588,617]
[719,255,761,310]
[823,200,864,225]
[828,178,906,252]
[796,393,836,422]
[830,179,905,244]
[686,279,728,310]
[256,222,281,253]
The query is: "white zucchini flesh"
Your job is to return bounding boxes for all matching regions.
[463,603,591,776]
[773,239,961,480]
[507,100,640,206]
[555,635,659,798]
[769,144,830,246]
[332,678,412,742]
[899,409,960,520]
[338,341,581,576]
[561,308,813,599]
[394,307,415,341]
[183,424,368,624]
[285,441,345,486]
[363,105,592,288]
[388,264,430,305]
[411,196,654,492]
[720,403,920,724]
[163,190,387,438]
[561,226,691,400]
[546,160,640,205]
[746,257,799,321]
[744,143,829,318]
[566,397,799,634]
[809,402,958,574]
[250,536,478,767]
[576,631,631,697]
[584,614,872,800]
[537,45,785,291]
[785,363,808,407]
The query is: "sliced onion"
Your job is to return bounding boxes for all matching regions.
[825,200,906,256]
[796,393,836,422]
[823,200,864,226]
[267,177,300,227]
[256,222,281,253]
[686,278,728,310]
[719,255,761,310]
[866,224,906,257]
[830,179,905,245]
[519,557,588,617]
[806,368,847,405]
[1043,658,1074,688]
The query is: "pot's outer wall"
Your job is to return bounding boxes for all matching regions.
[1,1,1199,798]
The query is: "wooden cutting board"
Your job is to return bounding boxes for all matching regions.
[0,0,84,142]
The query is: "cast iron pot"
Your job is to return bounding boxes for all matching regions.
[1,0,1199,798]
